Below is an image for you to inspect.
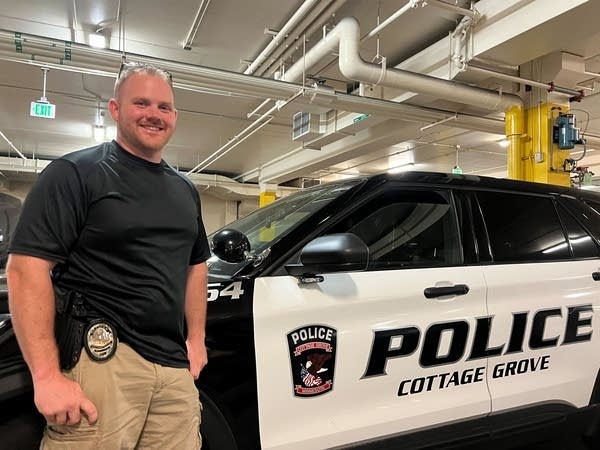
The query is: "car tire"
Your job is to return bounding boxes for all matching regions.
[199,389,238,450]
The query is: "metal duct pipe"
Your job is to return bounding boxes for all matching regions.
[256,0,348,77]
[467,64,585,98]
[0,130,27,160]
[182,0,212,50]
[282,17,523,111]
[0,29,310,100]
[363,0,421,41]
[244,0,319,75]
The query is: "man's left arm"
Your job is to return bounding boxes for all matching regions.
[185,261,208,379]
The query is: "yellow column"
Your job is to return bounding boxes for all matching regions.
[506,102,570,186]
[259,190,276,208]
[528,102,570,186]
[259,183,277,242]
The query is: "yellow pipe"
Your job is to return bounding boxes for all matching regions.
[259,190,276,208]
[259,190,277,242]
[505,106,525,180]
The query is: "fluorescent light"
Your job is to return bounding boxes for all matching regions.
[88,33,107,49]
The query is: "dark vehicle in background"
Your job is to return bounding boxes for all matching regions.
[0,193,21,314]
[3,173,600,449]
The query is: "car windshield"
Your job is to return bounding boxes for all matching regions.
[207,178,364,278]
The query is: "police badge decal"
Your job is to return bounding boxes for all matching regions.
[287,325,337,397]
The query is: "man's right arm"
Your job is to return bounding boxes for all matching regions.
[7,253,97,426]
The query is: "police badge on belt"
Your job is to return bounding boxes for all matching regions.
[84,320,118,362]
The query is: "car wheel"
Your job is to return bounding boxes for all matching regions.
[199,389,238,450]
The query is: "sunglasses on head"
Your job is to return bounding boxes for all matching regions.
[117,61,173,82]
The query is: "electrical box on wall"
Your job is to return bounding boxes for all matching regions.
[292,112,321,141]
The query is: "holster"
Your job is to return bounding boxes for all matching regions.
[54,288,87,371]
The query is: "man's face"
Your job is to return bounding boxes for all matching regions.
[108,73,177,157]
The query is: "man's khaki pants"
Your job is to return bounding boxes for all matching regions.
[41,343,201,450]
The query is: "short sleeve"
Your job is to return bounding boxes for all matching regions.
[9,159,87,263]
[189,190,211,265]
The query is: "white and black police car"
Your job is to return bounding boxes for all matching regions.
[2,171,600,449]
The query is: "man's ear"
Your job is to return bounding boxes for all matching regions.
[107,98,119,122]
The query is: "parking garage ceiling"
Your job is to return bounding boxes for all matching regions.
[1,0,600,188]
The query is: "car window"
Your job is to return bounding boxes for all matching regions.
[207,178,364,278]
[556,203,599,258]
[332,189,460,270]
[580,199,600,239]
[454,190,493,264]
[476,191,569,262]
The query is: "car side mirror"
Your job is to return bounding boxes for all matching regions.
[211,229,251,263]
[285,233,369,280]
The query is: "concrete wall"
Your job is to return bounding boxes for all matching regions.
[200,193,258,234]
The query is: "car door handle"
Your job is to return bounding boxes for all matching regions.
[593,272,600,281]
[424,284,470,299]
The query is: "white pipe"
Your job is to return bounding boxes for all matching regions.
[182,0,212,50]
[255,0,348,77]
[0,131,27,160]
[244,0,319,75]
[247,98,272,118]
[420,114,457,131]
[362,0,420,41]
[467,65,583,97]
[71,0,80,43]
[0,54,117,77]
[187,89,304,174]
[96,0,122,32]
[0,31,306,100]
[189,118,274,174]
[282,17,523,111]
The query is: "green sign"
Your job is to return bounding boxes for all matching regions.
[452,166,463,175]
[30,101,56,119]
[353,113,370,124]
[14,32,22,53]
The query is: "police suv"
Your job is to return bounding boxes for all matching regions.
[2,171,600,449]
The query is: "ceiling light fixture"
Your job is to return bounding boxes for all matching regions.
[88,32,107,49]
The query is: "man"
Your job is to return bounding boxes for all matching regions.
[7,62,210,449]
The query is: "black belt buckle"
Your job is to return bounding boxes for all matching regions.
[83,319,118,362]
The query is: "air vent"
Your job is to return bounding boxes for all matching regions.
[292,112,321,141]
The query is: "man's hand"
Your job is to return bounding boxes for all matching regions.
[186,337,208,379]
[34,372,98,426]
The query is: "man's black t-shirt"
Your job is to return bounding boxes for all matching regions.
[9,141,211,367]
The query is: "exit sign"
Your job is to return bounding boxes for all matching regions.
[353,113,370,124]
[30,101,56,119]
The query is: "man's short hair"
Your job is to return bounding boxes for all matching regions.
[114,61,173,97]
